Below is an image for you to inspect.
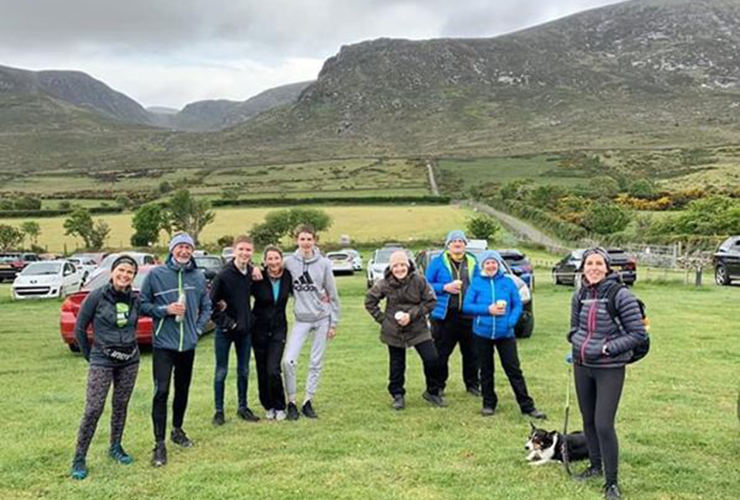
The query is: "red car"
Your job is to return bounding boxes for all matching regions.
[60,265,155,352]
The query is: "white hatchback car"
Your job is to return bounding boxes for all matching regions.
[12,260,83,299]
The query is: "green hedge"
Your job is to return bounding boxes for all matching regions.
[211,195,450,207]
[0,206,124,218]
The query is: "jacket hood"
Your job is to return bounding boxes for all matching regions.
[478,250,505,277]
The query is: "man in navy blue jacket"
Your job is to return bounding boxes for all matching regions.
[140,233,212,467]
[425,230,481,400]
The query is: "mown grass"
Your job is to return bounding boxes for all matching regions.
[0,204,471,253]
[0,272,738,500]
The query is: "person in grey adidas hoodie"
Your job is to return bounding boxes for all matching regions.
[281,224,340,420]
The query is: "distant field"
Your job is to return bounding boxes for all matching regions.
[0,158,431,201]
[0,204,472,252]
[437,154,587,191]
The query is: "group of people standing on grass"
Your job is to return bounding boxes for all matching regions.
[69,225,645,500]
[71,224,339,478]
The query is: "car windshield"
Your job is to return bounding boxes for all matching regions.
[21,262,61,275]
[195,257,221,270]
[83,269,150,291]
[328,253,349,260]
[0,256,18,263]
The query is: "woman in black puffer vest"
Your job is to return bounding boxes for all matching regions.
[567,247,647,500]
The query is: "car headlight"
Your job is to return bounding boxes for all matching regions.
[518,284,531,303]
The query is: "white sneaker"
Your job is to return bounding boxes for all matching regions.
[274,410,287,421]
[265,409,276,420]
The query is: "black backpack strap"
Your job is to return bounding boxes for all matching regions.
[605,283,626,333]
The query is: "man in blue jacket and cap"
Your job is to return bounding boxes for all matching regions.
[425,230,481,402]
[140,233,212,467]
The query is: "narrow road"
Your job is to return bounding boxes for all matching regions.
[426,160,439,196]
[463,200,570,252]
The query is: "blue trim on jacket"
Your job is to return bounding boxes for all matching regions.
[463,270,522,340]
[140,255,212,352]
[425,251,479,320]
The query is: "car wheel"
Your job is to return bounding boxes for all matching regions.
[552,271,561,285]
[68,343,81,353]
[715,264,730,286]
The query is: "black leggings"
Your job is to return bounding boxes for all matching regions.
[152,348,195,441]
[388,340,441,396]
[75,363,139,457]
[253,331,287,411]
[574,364,625,484]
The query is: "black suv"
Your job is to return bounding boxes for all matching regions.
[552,248,637,286]
[713,236,740,286]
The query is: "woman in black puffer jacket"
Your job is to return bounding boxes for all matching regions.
[70,256,141,480]
[567,247,647,500]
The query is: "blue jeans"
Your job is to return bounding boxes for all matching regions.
[214,329,251,412]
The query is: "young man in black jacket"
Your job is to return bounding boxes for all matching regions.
[210,235,260,425]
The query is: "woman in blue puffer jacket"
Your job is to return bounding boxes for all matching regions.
[463,250,545,419]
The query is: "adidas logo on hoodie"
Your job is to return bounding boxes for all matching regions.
[293,271,317,292]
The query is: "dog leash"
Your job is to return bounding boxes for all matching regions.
[562,356,574,477]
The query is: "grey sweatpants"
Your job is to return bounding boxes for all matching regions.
[282,318,330,402]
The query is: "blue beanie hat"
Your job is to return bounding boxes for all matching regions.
[479,250,505,275]
[445,230,468,247]
[169,233,195,254]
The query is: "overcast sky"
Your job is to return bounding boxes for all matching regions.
[0,0,623,109]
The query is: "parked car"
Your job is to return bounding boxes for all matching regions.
[194,255,224,284]
[326,251,355,275]
[342,249,363,271]
[67,257,98,283]
[221,247,234,262]
[366,245,415,288]
[713,235,740,286]
[86,252,157,284]
[415,247,534,338]
[12,260,83,299]
[498,249,534,290]
[552,248,637,286]
[0,252,41,281]
[69,252,108,265]
[60,265,155,352]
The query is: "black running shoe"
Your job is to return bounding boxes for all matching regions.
[170,428,194,448]
[286,402,300,421]
[524,408,547,420]
[70,454,88,480]
[604,482,621,500]
[151,441,167,468]
[466,386,482,397]
[422,391,447,407]
[236,407,260,422]
[212,411,225,426]
[574,465,603,482]
[301,400,318,419]
[392,394,405,410]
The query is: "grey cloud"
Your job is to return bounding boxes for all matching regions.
[1,0,627,59]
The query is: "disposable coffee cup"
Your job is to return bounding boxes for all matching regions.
[454,280,463,287]
[496,300,507,309]
[395,311,405,321]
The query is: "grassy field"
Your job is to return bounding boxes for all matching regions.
[0,158,431,201]
[0,271,738,500]
[437,155,588,192]
[0,204,472,253]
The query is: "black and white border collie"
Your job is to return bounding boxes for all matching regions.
[524,423,589,465]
